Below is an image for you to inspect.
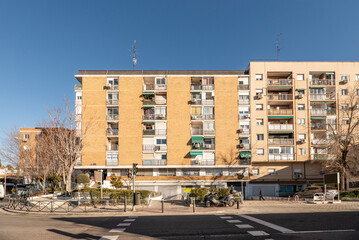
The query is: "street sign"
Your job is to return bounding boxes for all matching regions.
[324,173,340,184]
[94,171,102,182]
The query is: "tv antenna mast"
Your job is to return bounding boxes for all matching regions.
[275,34,282,61]
[132,40,137,70]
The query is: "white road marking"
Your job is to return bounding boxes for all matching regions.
[220,216,233,219]
[238,214,294,233]
[117,223,131,227]
[247,231,270,236]
[288,229,356,234]
[109,228,126,233]
[227,219,242,223]
[99,236,119,240]
[124,219,136,222]
[236,224,254,229]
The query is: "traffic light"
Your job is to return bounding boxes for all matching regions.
[133,163,138,176]
[128,169,132,178]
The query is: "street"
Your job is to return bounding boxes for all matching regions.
[0,211,358,240]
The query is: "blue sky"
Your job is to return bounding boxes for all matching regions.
[0,0,358,139]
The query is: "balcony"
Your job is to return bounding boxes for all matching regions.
[106,152,118,166]
[191,159,215,165]
[269,154,294,160]
[143,144,155,151]
[107,128,118,136]
[105,84,119,90]
[310,94,326,100]
[190,85,214,90]
[268,94,293,101]
[311,154,329,160]
[238,129,250,135]
[107,100,119,105]
[239,159,251,165]
[143,84,155,91]
[268,109,293,115]
[238,99,250,105]
[238,143,251,150]
[268,139,294,145]
[268,79,293,85]
[143,100,156,105]
[310,109,336,115]
[310,79,335,86]
[143,159,167,166]
[238,85,250,90]
[143,129,155,136]
[311,139,332,145]
[311,123,337,130]
[190,99,215,105]
[74,84,82,91]
[268,124,293,130]
[143,114,167,120]
[191,114,214,120]
[155,145,167,151]
[107,114,119,121]
[192,143,215,150]
[155,84,167,91]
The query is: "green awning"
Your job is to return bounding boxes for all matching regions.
[191,136,203,143]
[142,105,154,108]
[268,116,293,119]
[310,86,325,88]
[311,116,326,120]
[190,151,203,156]
[142,120,155,123]
[269,131,293,133]
[240,152,251,158]
[142,92,155,95]
[204,136,215,139]
[268,86,292,89]
[326,72,334,75]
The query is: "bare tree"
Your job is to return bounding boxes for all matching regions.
[0,126,21,168]
[325,86,359,190]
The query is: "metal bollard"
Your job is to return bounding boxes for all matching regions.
[124,196,127,212]
[161,198,164,213]
[237,199,240,209]
[50,200,53,212]
[191,197,196,213]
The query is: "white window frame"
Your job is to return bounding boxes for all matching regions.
[256,104,263,110]
[298,118,305,125]
[297,74,304,81]
[255,74,263,81]
[341,89,348,95]
[257,149,264,155]
[256,119,264,126]
[252,168,259,176]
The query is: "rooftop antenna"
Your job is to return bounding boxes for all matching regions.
[275,33,282,61]
[132,40,137,70]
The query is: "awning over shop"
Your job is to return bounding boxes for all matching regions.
[240,152,251,158]
[191,136,203,143]
[190,151,203,156]
[268,116,293,119]
[311,116,326,120]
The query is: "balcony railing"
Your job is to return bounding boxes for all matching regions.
[311,139,333,145]
[143,144,155,151]
[192,144,215,150]
[74,84,82,90]
[238,99,250,105]
[190,85,214,90]
[191,114,214,120]
[107,145,118,151]
[143,114,167,120]
[268,139,294,145]
[155,145,167,151]
[310,79,335,86]
[143,84,155,91]
[268,124,293,130]
[268,94,293,101]
[310,94,326,100]
[310,109,336,115]
[156,129,167,135]
[311,123,337,130]
[239,159,251,165]
[107,128,119,136]
[238,85,250,90]
[106,84,119,90]
[239,144,251,150]
[107,114,119,121]
[268,109,293,115]
[202,85,214,90]
[143,159,167,166]
[107,100,119,105]
[191,129,215,135]
[268,79,293,85]
[311,154,329,160]
[155,84,167,90]
[143,129,155,135]
[191,159,215,165]
[269,154,294,160]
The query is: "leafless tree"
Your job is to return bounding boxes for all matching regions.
[0,126,21,168]
[325,85,359,190]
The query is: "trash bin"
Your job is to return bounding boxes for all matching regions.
[134,192,141,205]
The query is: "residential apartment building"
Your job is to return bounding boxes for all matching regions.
[74,62,359,198]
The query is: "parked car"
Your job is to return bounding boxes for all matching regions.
[294,186,338,199]
[0,183,5,200]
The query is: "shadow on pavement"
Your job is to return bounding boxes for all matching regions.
[47,229,100,239]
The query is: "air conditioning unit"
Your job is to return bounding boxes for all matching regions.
[236,143,244,149]
[237,129,244,134]
[340,80,348,84]
[103,85,110,90]
[297,94,304,99]
[189,99,196,104]
[256,93,263,99]
[294,172,303,178]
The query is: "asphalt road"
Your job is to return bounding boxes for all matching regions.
[0,211,358,240]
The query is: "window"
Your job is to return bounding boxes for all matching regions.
[341,74,348,81]
[257,134,264,140]
[356,74,359,81]
[268,168,276,175]
[255,89,263,94]
[343,118,349,125]
[159,169,176,176]
[342,89,348,95]
[299,148,307,156]
[156,139,167,145]
[155,77,166,85]
[256,104,263,110]
[257,149,264,155]
[298,118,305,125]
[24,134,30,140]
[252,168,259,176]
[183,170,199,176]
[205,169,222,176]
[256,119,264,126]
[298,104,305,110]
[297,74,304,81]
[255,74,263,80]
[342,104,348,110]
[299,134,306,140]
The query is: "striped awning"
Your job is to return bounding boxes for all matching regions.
[240,152,251,158]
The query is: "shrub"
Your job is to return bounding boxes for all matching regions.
[189,188,209,202]
[138,190,150,199]
[110,176,123,189]
[340,190,359,198]
[216,188,231,198]
[76,174,90,184]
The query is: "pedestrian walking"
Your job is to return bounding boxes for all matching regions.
[259,188,265,200]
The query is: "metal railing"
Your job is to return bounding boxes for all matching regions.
[268,139,294,145]
[143,129,155,135]
[190,85,214,90]
[191,159,215,165]
[143,129,167,135]
[238,85,250,90]
[239,144,251,150]
[268,124,293,130]
[143,159,167,165]
[143,84,155,91]
[107,114,119,121]
[269,154,294,160]
[311,139,332,145]
[107,100,119,105]
[192,144,215,150]
[74,85,82,90]
[310,79,335,86]
[143,100,156,105]
[143,114,167,120]
[310,94,326,100]
[268,94,293,101]
[268,109,293,115]
[310,109,336,115]
[155,84,167,90]
[311,154,328,160]
[143,144,155,151]
[106,84,119,90]
[191,114,214,120]
[238,99,250,105]
[155,145,167,151]
[268,79,293,85]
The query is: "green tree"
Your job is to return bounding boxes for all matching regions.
[110,176,123,189]
[76,174,90,184]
